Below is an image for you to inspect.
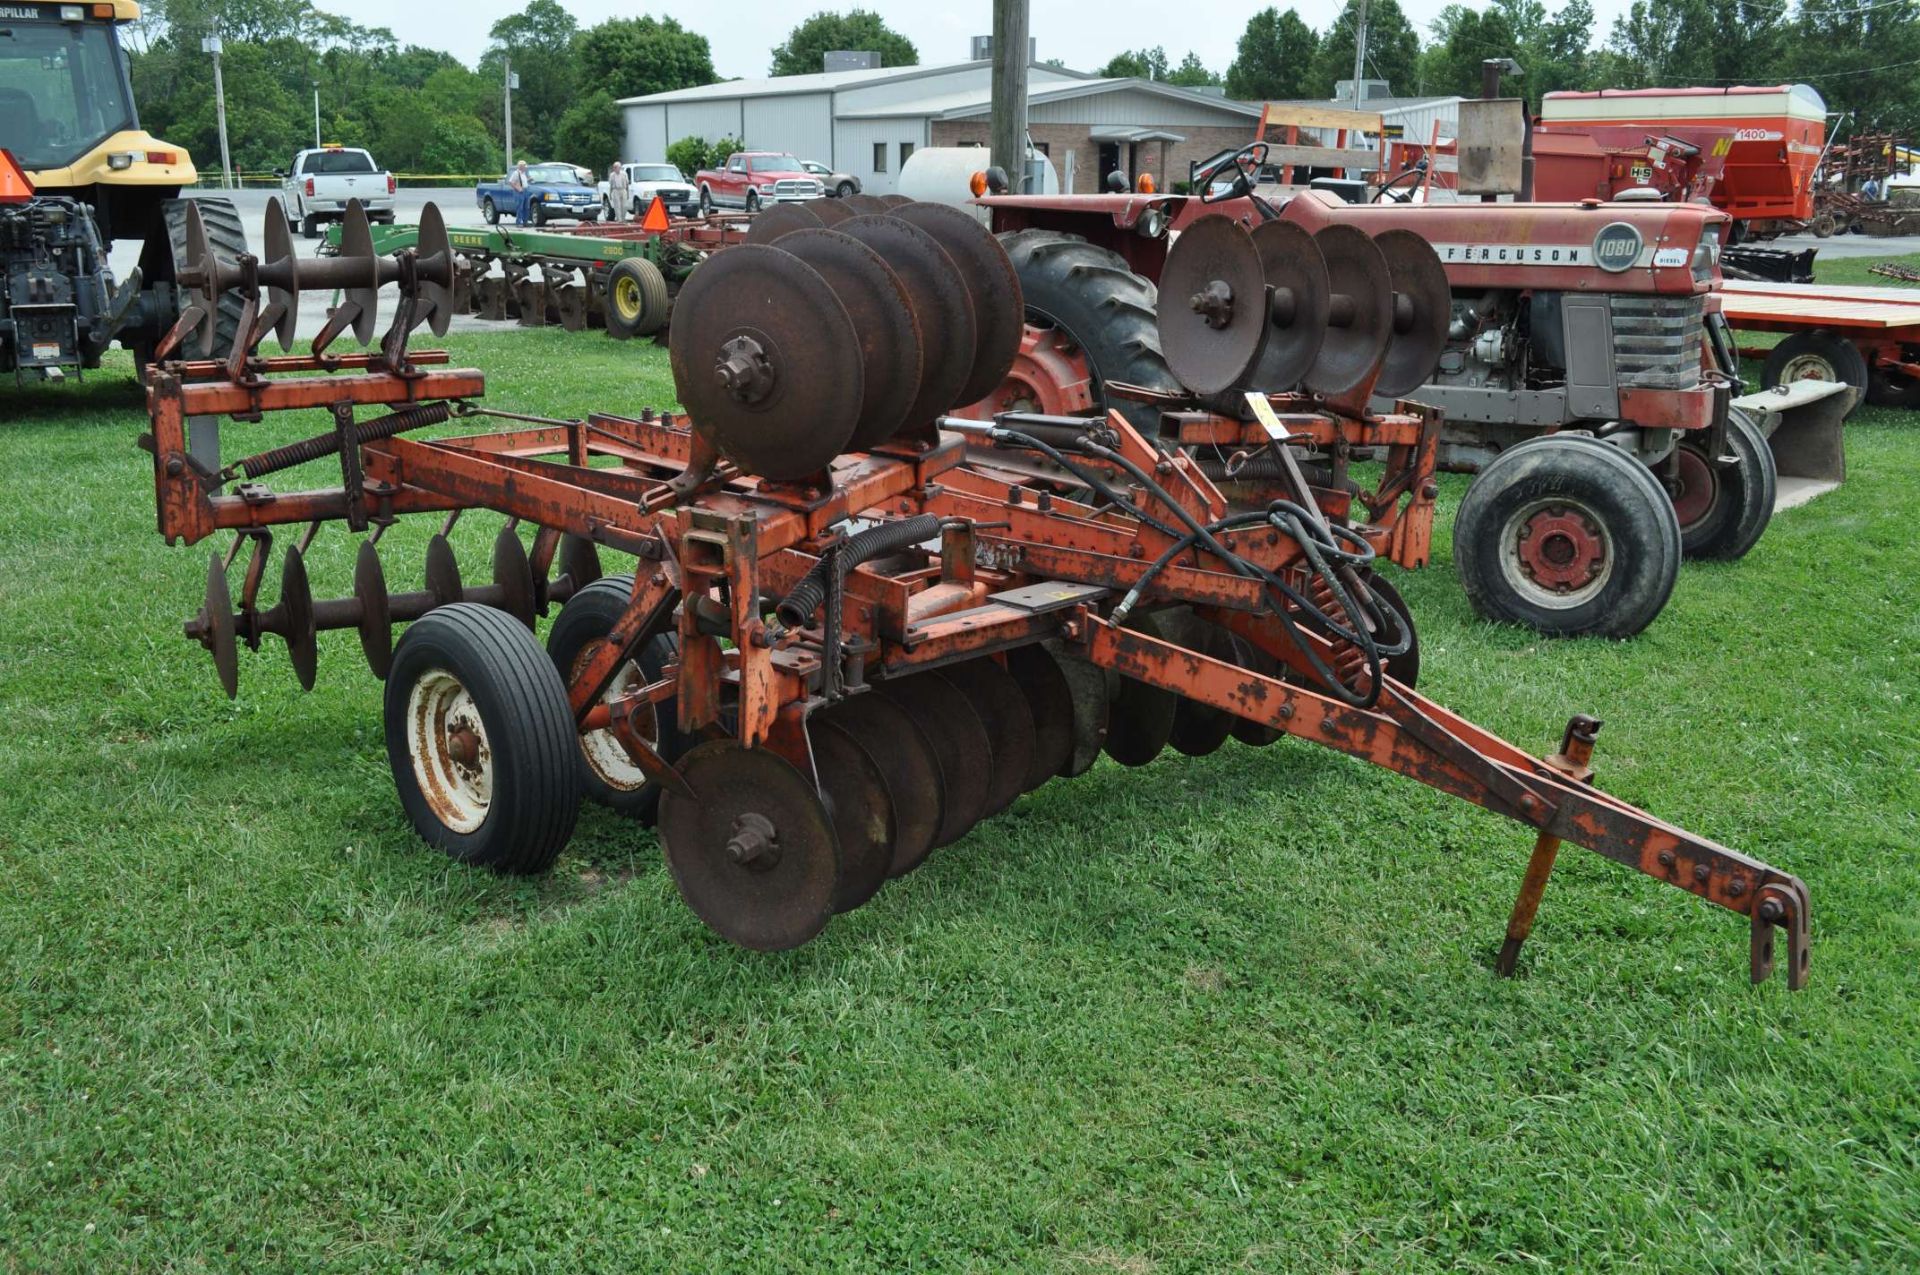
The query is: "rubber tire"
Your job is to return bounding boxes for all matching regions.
[546,575,684,823]
[604,257,671,340]
[837,181,856,197]
[745,191,761,213]
[699,187,713,216]
[385,603,581,874]
[997,228,1179,433]
[300,213,318,240]
[1763,331,1867,414]
[533,206,548,227]
[1453,434,1680,639]
[1812,213,1837,238]
[483,198,499,225]
[1673,410,1776,562]
[1867,364,1920,408]
[150,197,249,360]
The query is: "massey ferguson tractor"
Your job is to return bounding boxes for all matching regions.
[966,141,1851,639]
[0,0,245,382]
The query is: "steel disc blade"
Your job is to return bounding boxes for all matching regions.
[1003,645,1075,792]
[836,214,977,430]
[354,539,393,679]
[491,525,536,627]
[1247,219,1331,391]
[810,717,897,913]
[821,692,943,877]
[890,202,1023,406]
[425,534,463,606]
[840,194,891,215]
[280,544,318,692]
[263,200,301,351]
[1158,214,1267,394]
[659,740,840,951]
[1163,612,1236,758]
[1103,611,1178,767]
[807,198,857,227]
[875,673,992,849]
[668,244,863,480]
[878,194,913,208]
[1306,224,1393,396]
[417,201,456,338]
[1048,642,1111,778]
[558,533,602,592]
[339,201,381,345]
[773,228,924,450]
[743,202,823,245]
[1226,633,1283,747]
[203,552,238,699]
[931,658,1035,819]
[1370,228,1452,398]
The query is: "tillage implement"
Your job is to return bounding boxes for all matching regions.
[137,195,1809,986]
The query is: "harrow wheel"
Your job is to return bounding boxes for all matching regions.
[385,603,581,875]
[546,575,684,823]
[875,674,993,850]
[604,257,671,340]
[658,740,840,951]
[1453,435,1680,639]
[817,693,943,877]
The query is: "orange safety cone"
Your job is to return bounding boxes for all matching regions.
[641,195,670,233]
[0,149,35,203]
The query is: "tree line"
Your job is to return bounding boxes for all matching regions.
[121,0,1920,180]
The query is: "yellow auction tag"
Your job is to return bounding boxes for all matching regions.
[1244,392,1290,442]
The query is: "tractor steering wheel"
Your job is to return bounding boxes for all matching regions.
[1373,160,1428,204]
[1201,142,1269,203]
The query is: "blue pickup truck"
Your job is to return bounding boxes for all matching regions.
[476,163,602,226]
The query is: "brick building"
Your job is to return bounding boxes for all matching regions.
[618,60,1260,196]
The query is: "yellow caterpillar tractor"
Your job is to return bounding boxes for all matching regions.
[1,0,244,381]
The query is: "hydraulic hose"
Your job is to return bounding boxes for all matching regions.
[775,514,940,630]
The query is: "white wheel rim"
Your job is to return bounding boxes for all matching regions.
[1498,496,1615,610]
[406,668,493,833]
[573,642,657,792]
[1779,352,1836,383]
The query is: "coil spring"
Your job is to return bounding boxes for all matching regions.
[232,401,452,480]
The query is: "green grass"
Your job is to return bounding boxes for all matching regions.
[2,325,1918,1272]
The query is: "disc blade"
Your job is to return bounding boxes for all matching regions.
[889,202,1023,406]
[1048,642,1111,778]
[1003,645,1075,792]
[354,539,393,679]
[835,215,977,431]
[668,244,863,480]
[417,201,456,338]
[930,658,1035,819]
[840,194,892,215]
[263,200,300,352]
[772,228,924,450]
[1246,219,1330,392]
[203,552,238,699]
[1163,612,1235,758]
[810,716,897,913]
[1226,633,1283,747]
[744,202,823,245]
[1370,228,1452,399]
[658,740,840,951]
[1103,611,1178,767]
[491,525,536,627]
[875,673,992,850]
[821,692,942,877]
[280,544,317,692]
[339,201,381,346]
[807,198,857,227]
[1305,224,1393,396]
[425,534,463,606]
[1158,214,1266,394]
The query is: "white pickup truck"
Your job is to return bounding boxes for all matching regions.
[280,146,397,238]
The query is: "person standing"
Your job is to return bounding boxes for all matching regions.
[608,159,630,220]
[508,160,532,226]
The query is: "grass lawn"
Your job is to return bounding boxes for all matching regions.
[2,295,1918,1271]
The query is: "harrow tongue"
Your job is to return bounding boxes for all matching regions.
[138,195,1809,987]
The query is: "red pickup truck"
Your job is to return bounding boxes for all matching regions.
[696,151,826,215]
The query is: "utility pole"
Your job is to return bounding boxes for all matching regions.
[202,30,232,189]
[1350,0,1369,103]
[504,59,516,169]
[313,83,321,149]
[989,0,1029,191]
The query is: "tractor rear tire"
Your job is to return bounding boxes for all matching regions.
[135,197,249,366]
[604,257,671,340]
[385,603,581,874]
[1764,331,1867,415]
[1671,409,1776,562]
[1453,434,1680,639]
[996,229,1179,433]
[546,575,684,824]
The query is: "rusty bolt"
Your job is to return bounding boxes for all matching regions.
[1657,850,1676,868]
[651,572,667,586]
[1156,459,1174,475]
[1757,897,1784,923]
[1278,703,1294,720]
[1189,279,1236,329]
[1726,877,1747,898]
[1693,863,1711,883]
[1421,481,1439,499]
[1319,716,1336,735]
[165,455,184,477]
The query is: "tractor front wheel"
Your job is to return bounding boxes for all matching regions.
[1453,434,1680,639]
[385,603,581,874]
[1666,410,1776,561]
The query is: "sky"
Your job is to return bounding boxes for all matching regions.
[314,0,1639,82]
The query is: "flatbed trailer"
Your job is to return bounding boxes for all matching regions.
[1719,277,1920,411]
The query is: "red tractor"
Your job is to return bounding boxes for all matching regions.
[967,142,1849,639]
